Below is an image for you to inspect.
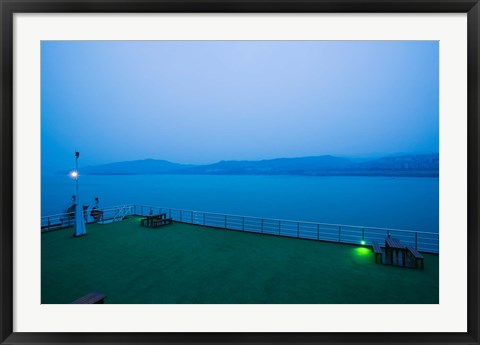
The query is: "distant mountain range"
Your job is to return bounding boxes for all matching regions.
[67,153,439,177]
[77,159,193,175]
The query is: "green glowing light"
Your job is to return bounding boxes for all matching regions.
[355,247,370,256]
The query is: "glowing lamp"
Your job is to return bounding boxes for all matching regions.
[361,240,365,245]
[70,170,78,179]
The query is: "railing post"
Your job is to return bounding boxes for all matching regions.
[279,220,281,235]
[261,219,264,233]
[415,232,418,250]
[387,229,391,238]
[242,217,245,231]
[203,213,206,225]
[317,224,320,240]
[191,212,193,223]
[180,210,182,222]
[338,226,341,242]
[169,209,171,219]
[297,222,300,238]
[141,205,144,216]
[362,227,365,242]
[224,215,227,228]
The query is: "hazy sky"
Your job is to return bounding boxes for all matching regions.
[41,41,439,173]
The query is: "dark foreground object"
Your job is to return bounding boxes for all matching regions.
[71,292,106,304]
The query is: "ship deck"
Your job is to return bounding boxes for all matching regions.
[41,216,439,304]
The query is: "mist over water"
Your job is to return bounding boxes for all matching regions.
[42,41,439,174]
[42,174,439,233]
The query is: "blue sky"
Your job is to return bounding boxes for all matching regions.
[41,41,439,173]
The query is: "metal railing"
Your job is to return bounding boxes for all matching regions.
[41,204,439,254]
[134,204,439,254]
[41,204,135,232]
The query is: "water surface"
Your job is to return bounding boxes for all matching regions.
[41,174,439,232]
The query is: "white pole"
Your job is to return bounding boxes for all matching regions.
[75,152,79,207]
[73,151,86,237]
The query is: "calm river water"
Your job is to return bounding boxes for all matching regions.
[41,174,439,233]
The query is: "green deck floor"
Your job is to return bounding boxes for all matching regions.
[41,216,439,304]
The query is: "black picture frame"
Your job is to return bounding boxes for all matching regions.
[1,1,479,344]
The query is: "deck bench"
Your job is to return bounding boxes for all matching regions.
[371,241,383,264]
[406,245,424,269]
[71,292,106,304]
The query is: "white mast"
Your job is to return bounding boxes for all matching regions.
[73,151,87,237]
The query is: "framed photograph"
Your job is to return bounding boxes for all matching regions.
[1,0,479,344]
